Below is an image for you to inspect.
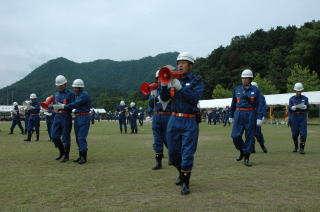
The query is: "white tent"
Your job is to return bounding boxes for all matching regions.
[199,91,320,109]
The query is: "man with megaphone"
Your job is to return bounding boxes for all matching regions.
[159,52,204,195]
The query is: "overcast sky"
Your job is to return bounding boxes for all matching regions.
[0,0,319,88]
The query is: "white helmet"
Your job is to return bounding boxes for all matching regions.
[30,93,37,99]
[139,107,142,110]
[55,75,67,86]
[120,100,125,106]
[72,79,85,88]
[130,102,135,107]
[13,102,18,106]
[294,82,304,91]
[241,69,253,78]
[251,82,258,88]
[155,70,159,78]
[177,52,195,64]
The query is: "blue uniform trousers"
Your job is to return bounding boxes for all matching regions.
[290,114,307,142]
[74,114,90,152]
[46,115,54,140]
[254,126,265,145]
[27,115,40,134]
[118,115,127,132]
[166,116,199,171]
[51,114,72,148]
[152,113,170,153]
[129,117,137,132]
[11,117,24,132]
[231,110,256,154]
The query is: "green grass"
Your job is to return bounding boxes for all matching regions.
[0,121,319,212]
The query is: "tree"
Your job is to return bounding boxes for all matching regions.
[287,64,320,92]
[287,21,320,74]
[212,84,232,99]
[253,73,279,94]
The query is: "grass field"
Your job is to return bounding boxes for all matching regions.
[0,121,319,212]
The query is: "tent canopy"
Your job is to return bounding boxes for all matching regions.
[199,91,320,109]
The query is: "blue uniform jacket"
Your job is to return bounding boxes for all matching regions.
[261,94,267,117]
[53,89,75,113]
[117,105,127,117]
[149,88,172,113]
[160,73,204,114]
[12,106,21,120]
[288,95,309,113]
[128,107,138,119]
[64,91,92,112]
[29,101,40,115]
[230,85,263,120]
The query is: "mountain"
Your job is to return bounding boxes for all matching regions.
[0,52,179,105]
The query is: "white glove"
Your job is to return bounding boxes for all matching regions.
[53,104,65,111]
[291,106,296,111]
[257,119,262,126]
[229,118,233,123]
[301,105,307,110]
[150,89,157,97]
[168,79,182,91]
[138,113,141,116]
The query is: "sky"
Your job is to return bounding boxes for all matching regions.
[0,0,319,88]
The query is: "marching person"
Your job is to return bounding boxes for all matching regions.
[51,75,75,162]
[251,82,268,153]
[8,102,24,134]
[138,107,144,126]
[116,100,128,134]
[160,52,204,195]
[149,70,171,170]
[53,79,92,164]
[223,106,231,127]
[288,82,309,154]
[229,69,263,167]
[128,102,138,134]
[91,108,96,125]
[24,93,41,141]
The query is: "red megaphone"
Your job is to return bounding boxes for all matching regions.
[40,95,54,110]
[158,66,184,84]
[140,82,159,95]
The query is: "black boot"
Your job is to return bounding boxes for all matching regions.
[299,142,305,154]
[244,154,252,167]
[175,166,182,186]
[73,151,81,163]
[36,134,39,141]
[292,140,298,152]
[55,143,65,160]
[61,147,70,162]
[24,131,32,141]
[181,171,191,195]
[8,129,13,134]
[236,150,244,161]
[260,144,268,153]
[152,153,163,170]
[252,145,256,153]
[78,151,87,164]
